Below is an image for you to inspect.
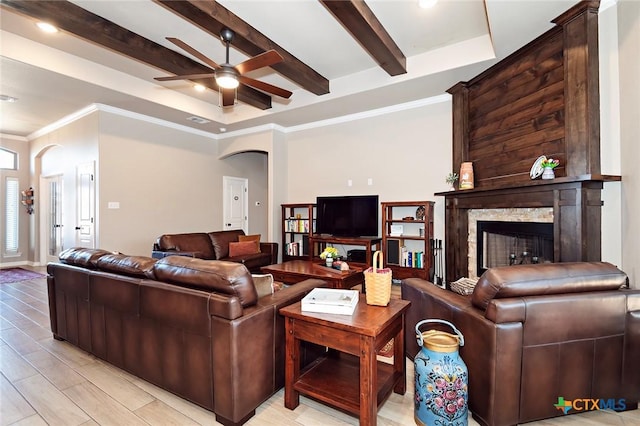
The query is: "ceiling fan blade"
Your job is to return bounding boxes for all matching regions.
[166,37,221,70]
[221,88,235,107]
[154,73,215,82]
[235,50,284,75]
[239,76,292,99]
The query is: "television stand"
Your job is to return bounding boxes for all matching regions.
[309,235,382,267]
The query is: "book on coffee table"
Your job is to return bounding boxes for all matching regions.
[301,288,359,315]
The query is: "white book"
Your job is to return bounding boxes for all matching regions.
[301,288,359,315]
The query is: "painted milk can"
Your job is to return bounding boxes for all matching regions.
[414,319,468,426]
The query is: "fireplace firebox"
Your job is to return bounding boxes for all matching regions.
[476,221,553,276]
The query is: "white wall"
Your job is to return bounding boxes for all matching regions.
[600,3,623,268]
[618,0,640,288]
[285,98,453,250]
[97,112,269,256]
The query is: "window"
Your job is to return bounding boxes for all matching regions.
[0,148,18,170]
[5,177,19,254]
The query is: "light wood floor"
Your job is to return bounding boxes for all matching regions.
[1,267,639,426]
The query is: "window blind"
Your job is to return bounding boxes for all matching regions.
[5,177,19,253]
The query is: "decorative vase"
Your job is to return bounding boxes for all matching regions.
[541,167,555,180]
[325,256,333,267]
[414,319,468,426]
[459,162,474,190]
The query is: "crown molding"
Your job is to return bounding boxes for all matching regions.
[0,133,28,142]
[22,93,452,142]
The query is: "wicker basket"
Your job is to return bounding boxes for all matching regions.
[364,251,392,306]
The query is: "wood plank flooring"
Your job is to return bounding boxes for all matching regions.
[1,267,639,425]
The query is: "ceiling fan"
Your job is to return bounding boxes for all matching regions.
[154,28,292,107]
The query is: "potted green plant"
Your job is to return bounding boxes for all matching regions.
[540,158,559,179]
[445,172,459,190]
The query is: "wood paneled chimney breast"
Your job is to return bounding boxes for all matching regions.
[438,0,620,284]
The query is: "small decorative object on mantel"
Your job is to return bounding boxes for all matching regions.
[459,162,474,189]
[320,246,339,267]
[445,172,459,191]
[540,157,559,180]
[530,155,559,180]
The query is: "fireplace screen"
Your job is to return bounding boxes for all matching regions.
[477,221,553,276]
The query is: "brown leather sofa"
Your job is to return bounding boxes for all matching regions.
[47,247,326,426]
[152,230,278,272]
[402,262,640,426]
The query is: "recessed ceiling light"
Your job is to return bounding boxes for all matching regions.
[194,84,206,92]
[219,128,227,133]
[36,22,58,33]
[187,116,210,124]
[0,95,18,103]
[418,0,438,9]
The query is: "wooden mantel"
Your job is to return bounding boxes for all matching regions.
[439,1,619,283]
[439,175,620,283]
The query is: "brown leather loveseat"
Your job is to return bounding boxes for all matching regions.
[47,247,325,426]
[402,262,640,426]
[152,230,278,272]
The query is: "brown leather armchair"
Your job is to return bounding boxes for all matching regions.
[402,262,640,426]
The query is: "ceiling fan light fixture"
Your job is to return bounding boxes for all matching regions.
[215,67,239,89]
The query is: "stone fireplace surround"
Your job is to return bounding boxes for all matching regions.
[468,207,553,279]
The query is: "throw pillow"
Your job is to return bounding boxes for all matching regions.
[229,240,260,257]
[238,234,261,252]
[252,273,274,298]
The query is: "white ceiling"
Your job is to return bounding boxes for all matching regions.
[0,0,579,138]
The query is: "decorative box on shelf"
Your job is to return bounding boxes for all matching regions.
[301,288,359,315]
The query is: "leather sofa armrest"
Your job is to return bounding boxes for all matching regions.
[259,242,278,264]
[259,278,328,308]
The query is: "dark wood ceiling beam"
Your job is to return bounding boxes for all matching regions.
[154,0,330,96]
[0,0,271,109]
[320,0,406,76]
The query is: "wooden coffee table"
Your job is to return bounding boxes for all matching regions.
[261,260,365,289]
[280,295,410,426]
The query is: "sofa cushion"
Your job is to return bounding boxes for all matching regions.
[208,230,245,259]
[156,233,215,259]
[229,241,260,257]
[152,256,258,307]
[252,273,274,298]
[96,254,157,279]
[471,262,628,310]
[239,234,261,252]
[59,247,113,269]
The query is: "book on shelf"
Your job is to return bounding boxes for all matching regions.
[401,247,424,268]
[301,288,359,315]
[285,218,310,233]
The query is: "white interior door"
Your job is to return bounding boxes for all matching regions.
[223,176,248,233]
[76,162,95,248]
[43,175,63,263]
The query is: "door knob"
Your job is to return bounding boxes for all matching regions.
[75,226,81,230]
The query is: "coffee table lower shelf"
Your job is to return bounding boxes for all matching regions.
[294,353,401,416]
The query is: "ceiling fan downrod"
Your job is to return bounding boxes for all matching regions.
[220,28,234,65]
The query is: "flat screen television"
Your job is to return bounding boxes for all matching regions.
[316,195,379,237]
